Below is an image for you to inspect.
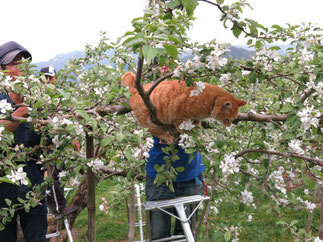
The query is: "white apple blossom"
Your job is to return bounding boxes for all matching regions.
[87,158,104,173]
[205,141,219,154]
[190,81,205,97]
[0,74,13,89]
[52,135,61,148]
[297,105,320,131]
[219,73,232,86]
[61,118,73,126]
[7,167,28,185]
[206,49,228,71]
[268,166,286,194]
[241,188,254,206]
[288,139,305,154]
[0,99,13,113]
[58,171,67,179]
[210,206,219,215]
[297,197,316,213]
[219,154,240,178]
[314,237,323,242]
[179,119,195,131]
[178,134,195,149]
[0,126,5,141]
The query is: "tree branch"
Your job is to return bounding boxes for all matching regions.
[234,112,288,124]
[235,149,323,167]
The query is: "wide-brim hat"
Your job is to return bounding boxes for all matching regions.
[0,41,32,65]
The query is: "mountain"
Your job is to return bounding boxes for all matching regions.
[33,46,255,72]
[34,51,86,72]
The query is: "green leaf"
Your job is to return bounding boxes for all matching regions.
[0,177,13,184]
[100,136,113,148]
[168,35,182,45]
[176,166,185,172]
[276,220,287,225]
[181,0,198,16]
[142,45,158,63]
[232,21,242,38]
[166,0,180,9]
[0,222,4,231]
[280,103,294,113]
[125,146,134,161]
[5,199,11,206]
[123,36,146,48]
[224,231,231,241]
[249,72,257,83]
[163,43,178,59]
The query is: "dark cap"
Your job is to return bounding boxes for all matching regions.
[40,66,56,76]
[0,41,32,65]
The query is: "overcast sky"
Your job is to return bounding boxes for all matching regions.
[1,0,322,62]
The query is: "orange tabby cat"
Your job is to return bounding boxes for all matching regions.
[121,72,246,143]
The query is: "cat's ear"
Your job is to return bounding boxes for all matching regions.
[237,99,247,106]
[223,101,232,112]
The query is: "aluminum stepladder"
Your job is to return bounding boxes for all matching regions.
[45,187,75,242]
[142,195,210,242]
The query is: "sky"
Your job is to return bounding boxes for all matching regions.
[1,0,322,63]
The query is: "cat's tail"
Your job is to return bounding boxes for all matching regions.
[121,72,137,94]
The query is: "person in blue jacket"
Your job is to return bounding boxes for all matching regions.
[145,137,206,240]
[0,41,47,242]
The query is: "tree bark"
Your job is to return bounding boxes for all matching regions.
[127,180,136,241]
[306,183,320,233]
[319,186,323,239]
[86,133,96,242]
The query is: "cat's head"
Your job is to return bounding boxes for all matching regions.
[211,96,247,126]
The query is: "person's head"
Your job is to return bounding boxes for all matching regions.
[0,41,32,79]
[40,66,57,84]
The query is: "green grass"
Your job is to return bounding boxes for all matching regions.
[73,178,130,241]
[70,179,320,241]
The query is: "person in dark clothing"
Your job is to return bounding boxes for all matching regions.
[0,41,47,242]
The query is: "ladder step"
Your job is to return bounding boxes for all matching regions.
[152,235,186,242]
[143,195,209,211]
[46,231,60,238]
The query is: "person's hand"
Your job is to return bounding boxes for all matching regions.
[12,106,29,118]
[8,92,23,104]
